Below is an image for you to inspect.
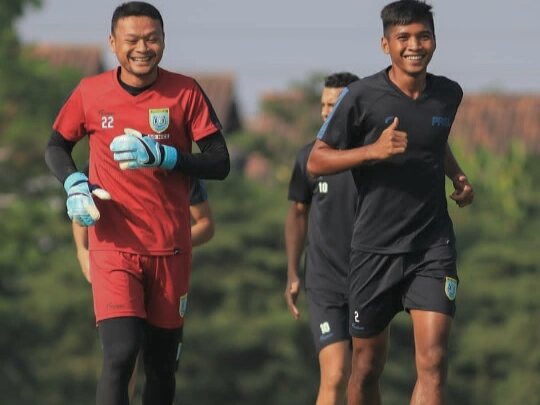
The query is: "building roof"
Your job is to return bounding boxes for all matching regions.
[189,72,242,134]
[451,94,540,153]
[30,43,105,77]
[29,44,242,133]
[252,89,540,155]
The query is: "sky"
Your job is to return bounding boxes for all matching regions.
[16,0,540,118]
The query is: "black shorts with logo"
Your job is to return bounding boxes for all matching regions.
[306,288,351,353]
[348,244,458,338]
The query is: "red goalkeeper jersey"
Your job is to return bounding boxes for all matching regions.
[54,67,222,255]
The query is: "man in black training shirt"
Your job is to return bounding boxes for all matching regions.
[307,2,474,404]
[285,72,359,405]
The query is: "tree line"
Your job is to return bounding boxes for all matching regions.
[1,1,539,403]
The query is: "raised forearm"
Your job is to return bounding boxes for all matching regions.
[175,149,230,180]
[177,132,230,180]
[307,139,376,177]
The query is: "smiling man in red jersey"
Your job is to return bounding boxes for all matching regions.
[44,2,229,404]
[307,1,474,404]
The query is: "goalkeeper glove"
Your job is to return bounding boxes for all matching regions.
[109,128,178,170]
[64,172,111,227]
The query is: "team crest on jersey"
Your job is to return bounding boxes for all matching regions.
[445,277,458,301]
[149,108,169,133]
[179,293,188,317]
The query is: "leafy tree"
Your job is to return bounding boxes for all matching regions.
[2,3,540,403]
[168,173,320,405]
[0,1,95,403]
[254,72,329,169]
[446,140,540,405]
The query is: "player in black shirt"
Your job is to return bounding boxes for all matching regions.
[285,72,359,405]
[307,2,474,404]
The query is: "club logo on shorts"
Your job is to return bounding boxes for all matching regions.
[179,293,188,317]
[445,277,458,301]
[149,108,169,133]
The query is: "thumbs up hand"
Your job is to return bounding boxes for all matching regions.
[369,117,408,160]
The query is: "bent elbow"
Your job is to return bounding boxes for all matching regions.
[220,159,231,180]
[208,223,215,240]
[306,155,321,178]
[215,154,230,180]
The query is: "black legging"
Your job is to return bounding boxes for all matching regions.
[96,317,183,405]
[141,323,183,404]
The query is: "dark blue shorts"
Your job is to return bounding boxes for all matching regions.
[306,288,351,353]
[348,244,458,338]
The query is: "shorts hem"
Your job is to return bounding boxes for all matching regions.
[96,312,146,324]
[146,319,185,329]
[406,306,456,319]
[350,327,387,339]
[96,313,184,329]
[315,336,351,353]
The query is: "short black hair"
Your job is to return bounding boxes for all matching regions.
[381,0,435,38]
[324,72,360,88]
[111,1,164,34]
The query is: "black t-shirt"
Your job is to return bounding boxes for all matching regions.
[288,141,357,294]
[317,68,463,254]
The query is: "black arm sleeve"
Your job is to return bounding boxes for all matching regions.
[174,131,230,180]
[44,130,79,184]
[45,129,229,183]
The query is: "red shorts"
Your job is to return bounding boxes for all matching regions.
[89,250,192,329]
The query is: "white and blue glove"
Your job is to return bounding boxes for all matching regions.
[109,128,178,170]
[64,172,111,227]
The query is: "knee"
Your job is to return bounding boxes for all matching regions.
[350,346,385,382]
[103,338,139,369]
[321,364,349,392]
[416,345,448,379]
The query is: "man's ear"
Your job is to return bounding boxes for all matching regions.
[108,34,115,53]
[381,36,390,54]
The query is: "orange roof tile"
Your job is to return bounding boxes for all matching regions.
[252,89,540,155]
[189,72,242,134]
[451,94,540,153]
[28,43,243,134]
[30,43,105,77]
